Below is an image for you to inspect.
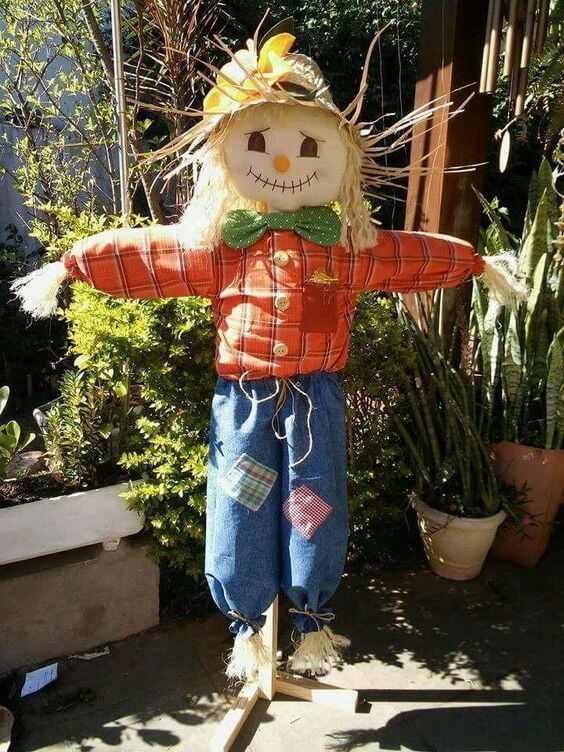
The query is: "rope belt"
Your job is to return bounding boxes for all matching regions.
[237,372,314,468]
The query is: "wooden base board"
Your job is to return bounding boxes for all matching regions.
[210,597,358,752]
[210,675,358,752]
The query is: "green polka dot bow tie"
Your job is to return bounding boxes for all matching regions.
[221,206,342,249]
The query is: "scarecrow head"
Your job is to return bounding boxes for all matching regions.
[164,19,391,250]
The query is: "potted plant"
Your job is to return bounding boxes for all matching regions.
[0,373,144,567]
[472,159,563,567]
[391,301,507,581]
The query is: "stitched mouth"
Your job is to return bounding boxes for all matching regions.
[247,166,319,193]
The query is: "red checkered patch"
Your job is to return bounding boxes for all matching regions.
[283,485,332,540]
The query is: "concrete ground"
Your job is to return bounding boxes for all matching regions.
[6,523,564,752]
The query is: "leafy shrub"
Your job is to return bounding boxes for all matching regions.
[43,370,114,488]
[63,283,215,577]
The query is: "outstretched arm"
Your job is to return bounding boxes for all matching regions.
[350,229,485,294]
[12,224,218,318]
[62,225,217,299]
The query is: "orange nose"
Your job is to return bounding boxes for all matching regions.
[273,155,291,172]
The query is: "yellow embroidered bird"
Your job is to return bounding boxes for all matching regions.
[307,267,339,284]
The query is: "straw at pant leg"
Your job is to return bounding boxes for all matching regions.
[278,372,351,675]
[205,376,283,681]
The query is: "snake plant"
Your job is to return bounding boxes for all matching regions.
[472,158,563,450]
[391,300,500,518]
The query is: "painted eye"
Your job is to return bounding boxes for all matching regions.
[299,136,318,158]
[247,131,266,152]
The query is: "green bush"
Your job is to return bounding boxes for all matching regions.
[43,370,114,488]
[63,282,215,577]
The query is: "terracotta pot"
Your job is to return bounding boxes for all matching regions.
[490,441,564,567]
[411,497,507,580]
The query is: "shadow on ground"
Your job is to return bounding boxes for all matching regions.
[6,515,564,751]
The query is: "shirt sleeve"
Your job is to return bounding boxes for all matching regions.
[62,225,217,299]
[350,229,485,293]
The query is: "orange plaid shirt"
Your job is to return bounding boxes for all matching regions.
[63,225,484,380]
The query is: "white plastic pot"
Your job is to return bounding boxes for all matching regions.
[411,497,506,580]
[0,482,143,566]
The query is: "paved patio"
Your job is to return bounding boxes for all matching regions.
[6,520,564,752]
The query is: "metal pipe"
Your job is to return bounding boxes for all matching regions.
[504,0,519,77]
[479,0,495,93]
[534,0,550,53]
[110,0,130,217]
[515,0,537,115]
[510,19,523,103]
[486,0,504,92]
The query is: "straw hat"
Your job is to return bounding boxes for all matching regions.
[202,18,341,121]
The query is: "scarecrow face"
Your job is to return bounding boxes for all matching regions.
[223,103,348,211]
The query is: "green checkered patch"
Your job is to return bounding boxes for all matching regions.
[221,453,278,511]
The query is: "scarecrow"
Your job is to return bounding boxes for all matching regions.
[12,20,523,681]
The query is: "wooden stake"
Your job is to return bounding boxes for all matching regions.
[209,682,261,752]
[257,593,277,700]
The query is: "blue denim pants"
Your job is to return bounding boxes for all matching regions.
[205,371,348,638]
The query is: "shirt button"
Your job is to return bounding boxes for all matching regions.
[275,294,290,312]
[273,342,289,357]
[273,251,290,267]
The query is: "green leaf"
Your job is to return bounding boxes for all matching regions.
[114,382,128,398]
[546,327,564,449]
[524,254,549,378]
[519,191,550,285]
[74,354,91,370]
[502,310,522,405]
[0,386,9,417]
[259,17,295,48]
[5,420,21,444]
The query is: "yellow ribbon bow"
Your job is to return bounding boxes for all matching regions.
[203,32,296,115]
